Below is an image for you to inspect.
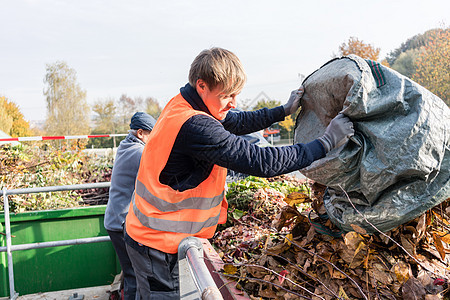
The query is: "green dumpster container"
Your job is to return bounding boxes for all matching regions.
[0,205,119,298]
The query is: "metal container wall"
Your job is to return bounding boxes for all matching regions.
[0,205,119,297]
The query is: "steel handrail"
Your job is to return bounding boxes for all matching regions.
[178,237,223,300]
[0,182,111,196]
[1,182,111,300]
[2,182,223,300]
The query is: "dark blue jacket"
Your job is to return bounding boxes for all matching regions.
[159,83,325,192]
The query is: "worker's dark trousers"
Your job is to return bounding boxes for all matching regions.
[107,230,139,300]
[124,231,179,299]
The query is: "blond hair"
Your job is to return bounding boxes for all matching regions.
[189,47,247,96]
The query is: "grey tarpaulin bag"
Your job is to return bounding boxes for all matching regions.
[294,54,450,233]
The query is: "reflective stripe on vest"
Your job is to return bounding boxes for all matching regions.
[135,179,224,212]
[131,192,221,234]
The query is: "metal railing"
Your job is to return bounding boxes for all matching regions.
[1,182,111,300]
[178,237,223,300]
[1,182,224,300]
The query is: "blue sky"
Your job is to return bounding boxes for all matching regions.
[0,0,448,122]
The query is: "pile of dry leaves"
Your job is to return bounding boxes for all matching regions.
[211,175,450,300]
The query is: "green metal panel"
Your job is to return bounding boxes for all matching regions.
[0,205,120,297]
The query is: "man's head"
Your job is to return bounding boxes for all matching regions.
[129,112,156,144]
[189,47,247,120]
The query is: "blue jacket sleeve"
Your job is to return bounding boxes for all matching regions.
[221,106,286,135]
[180,115,326,177]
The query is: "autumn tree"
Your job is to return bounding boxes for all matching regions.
[390,49,421,78]
[337,37,380,60]
[89,99,118,148]
[88,95,162,148]
[0,96,32,137]
[44,61,90,135]
[279,115,295,142]
[0,99,13,135]
[92,99,117,133]
[115,94,143,134]
[386,30,433,65]
[412,27,449,105]
[386,29,440,79]
[144,97,162,119]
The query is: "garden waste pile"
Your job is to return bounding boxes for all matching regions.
[2,143,449,299]
[0,143,112,212]
[212,175,450,300]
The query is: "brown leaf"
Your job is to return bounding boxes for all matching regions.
[391,282,402,294]
[416,214,427,241]
[426,210,432,226]
[300,225,316,247]
[349,241,367,269]
[283,191,311,206]
[266,256,279,270]
[272,205,300,231]
[436,231,450,244]
[342,231,368,268]
[316,241,333,261]
[350,223,367,235]
[370,263,393,286]
[414,253,450,277]
[312,198,327,215]
[421,246,446,262]
[284,292,300,300]
[405,225,418,239]
[266,239,290,255]
[338,238,367,269]
[417,270,433,287]
[432,233,446,261]
[432,210,449,225]
[344,231,364,250]
[303,258,311,272]
[402,277,426,300]
[331,269,347,279]
[401,235,417,256]
[246,265,267,279]
[259,287,277,298]
[346,286,363,299]
[223,264,238,275]
[391,261,411,284]
[338,286,350,300]
[291,214,310,239]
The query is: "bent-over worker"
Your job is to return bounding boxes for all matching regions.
[125,47,354,299]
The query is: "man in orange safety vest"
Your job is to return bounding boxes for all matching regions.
[125,47,354,299]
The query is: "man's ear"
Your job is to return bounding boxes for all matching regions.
[136,129,144,139]
[196,79,207,94]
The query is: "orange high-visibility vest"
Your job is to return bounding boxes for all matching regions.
[125,93,228,254]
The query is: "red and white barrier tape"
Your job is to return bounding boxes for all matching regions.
[0,134,127,143]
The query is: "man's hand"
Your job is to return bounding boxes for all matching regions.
[318,113,354,153]
[283,86,304,116]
